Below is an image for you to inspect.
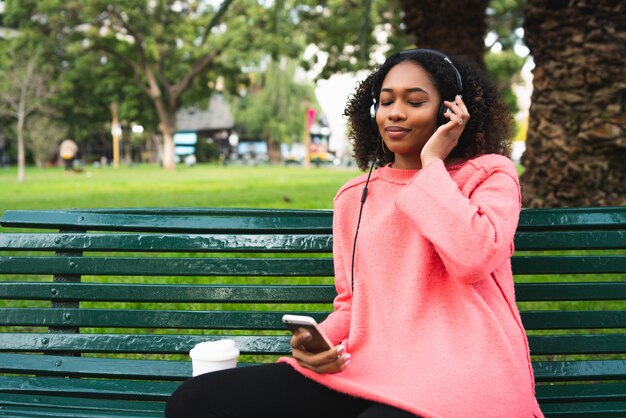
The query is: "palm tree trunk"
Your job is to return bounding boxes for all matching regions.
[398,0,489,67]
[521,0,626,207]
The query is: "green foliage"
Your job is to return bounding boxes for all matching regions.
[25,115,68,167]
[297,0,403,78]
[54,53,158,144]
[234,59,318,145]
[486,0,526,51]
[195,139,221,163]
[485,50,526,116]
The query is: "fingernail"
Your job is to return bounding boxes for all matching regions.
[337,345,345,355]
[303,332,312,341]
[343,354,352,366]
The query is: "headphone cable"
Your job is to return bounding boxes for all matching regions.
[350,143,380,293]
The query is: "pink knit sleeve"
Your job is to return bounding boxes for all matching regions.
[317,197,353,345]
[395,157,521,284]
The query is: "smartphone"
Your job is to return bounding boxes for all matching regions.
[282,314,333,353]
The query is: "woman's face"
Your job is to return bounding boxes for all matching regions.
[375,61,441,169]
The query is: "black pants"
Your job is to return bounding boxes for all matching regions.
[165,363,418,418]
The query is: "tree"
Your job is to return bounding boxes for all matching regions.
[0,43,58,182]
[4,1,161,164]
[235,58,318,162]
[25,115,68,168]
[81,0,237,169]
[8,0,260,169]
[521,0,626,207]
[398,0,490,67]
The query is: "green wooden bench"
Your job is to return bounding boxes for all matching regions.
[0,207,625,417]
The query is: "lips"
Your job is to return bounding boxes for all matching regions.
[384,126,411,139]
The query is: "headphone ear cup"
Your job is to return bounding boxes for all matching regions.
[437,102,448,127]
[370,99,379,133]
[370,99,378,120]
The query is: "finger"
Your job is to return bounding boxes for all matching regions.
[289,329,312,348]
[451,96,470,123]
[443,110,464,126]
[444,100,465,117]
[454,95,470,114]
[297,351,352,374]
[305,345,346,367]
[292,344,345,367]
[315,354,352,374]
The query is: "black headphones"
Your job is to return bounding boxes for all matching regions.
[370,48,463,129]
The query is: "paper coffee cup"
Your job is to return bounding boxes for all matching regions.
[189,339,240,377]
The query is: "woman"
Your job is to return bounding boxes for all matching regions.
[166,48,544,418]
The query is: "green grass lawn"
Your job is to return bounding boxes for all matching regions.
[0,163,361,212]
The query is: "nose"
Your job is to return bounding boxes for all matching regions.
[387,102,406,121]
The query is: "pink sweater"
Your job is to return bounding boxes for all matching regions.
[280,155,544,418]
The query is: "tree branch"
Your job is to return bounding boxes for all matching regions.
[169,40,230,107]
[91,43,151,96]
[200,0,234,45]
[157,49,172,94]
[106,5,150,72]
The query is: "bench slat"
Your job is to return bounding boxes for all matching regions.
[533,360,626,382]
[0,333,292,354]
[0,308,330,329]
[6,377,625,404]
[0,256,334,276]
[529,334,626,355]
[2,333,624,356]
[0,375,176,400]
[0,233,333,253]
[536,382,626,402]
[4,281,626,303]
[2,231,624,252]
[517,207,626,230]
[0,405,161,418]
[75,206,626,229]
[5,308,625,330]
[515,230,626,250]
[522,311,626,330]
[0,210,334,233]
[539,401,626,417]
[4,206,624,232]
[0,353,190,380]
[75,206,626,227]
[3,255,623,276]
[512,256,626,274]
[0,283,337,303]
[0,393,164,413]
[516,282,626,301]
[3,353,624,383]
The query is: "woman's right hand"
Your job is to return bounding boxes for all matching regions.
[290,330,351,374]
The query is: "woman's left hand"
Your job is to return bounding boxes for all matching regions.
[420,95,470,167]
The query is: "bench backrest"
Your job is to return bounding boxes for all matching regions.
[1,207,625,403]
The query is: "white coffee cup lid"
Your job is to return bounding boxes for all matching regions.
[189,339,240,361]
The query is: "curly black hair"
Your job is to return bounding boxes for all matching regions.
[344,49,513,170]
